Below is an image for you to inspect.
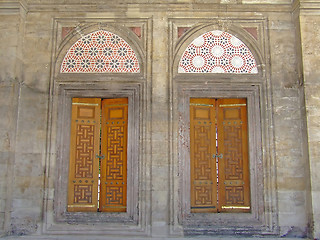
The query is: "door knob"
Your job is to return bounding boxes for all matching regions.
[213,153,223,159]
[96,154,105,160]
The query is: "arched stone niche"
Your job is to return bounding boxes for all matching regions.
[43,22,150,237]
[169,22,277,236]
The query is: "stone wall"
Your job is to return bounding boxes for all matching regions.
[268,10,308,237]
[299,1,320,238]
[9,6,54,234]
[0,0,319,238]
[0,2,24,236]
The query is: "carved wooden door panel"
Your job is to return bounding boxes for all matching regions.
[67,98,101,212]
[100,98,128,212]
[67,98,128,212]
[217,98,250,213]
[190,98,217,213]
[190,98,250,213]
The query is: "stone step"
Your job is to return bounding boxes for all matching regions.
[0,235,312,240]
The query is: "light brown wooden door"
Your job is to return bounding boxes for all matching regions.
[67,98,101,212]
[190,98,250,213]
[190,98,217,212]
[100,98,128,212]
[217,98,250,213]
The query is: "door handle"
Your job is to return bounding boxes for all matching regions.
[212,153,223,159]
[96,154,105,160]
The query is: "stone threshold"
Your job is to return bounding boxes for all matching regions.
[0,235,312,240]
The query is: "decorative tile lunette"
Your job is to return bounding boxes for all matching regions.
[61,30,140,73]
[178,30,258,74]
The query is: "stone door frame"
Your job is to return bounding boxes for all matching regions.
[43,20,151,236]
[168,19,278,236]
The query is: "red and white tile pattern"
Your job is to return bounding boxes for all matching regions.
[178,30,258,74]
[61,30,140,73]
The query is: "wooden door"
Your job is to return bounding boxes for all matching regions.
[217,98,250,213]
[190,98,250,213]
[67,98,101,212]
[100,98,128,212]
[190,98,217,212]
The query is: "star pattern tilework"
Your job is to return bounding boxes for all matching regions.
[178,30,258,74]
[61,30,140,73]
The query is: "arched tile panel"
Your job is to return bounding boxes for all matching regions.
[178,30,258,74]
[61,30,140,73]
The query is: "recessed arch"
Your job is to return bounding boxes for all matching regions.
[178,30,258,74]
[171,22,277,235]
[47,22,149,233]
[60,30,140,73]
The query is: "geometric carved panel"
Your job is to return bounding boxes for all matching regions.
[225,186,245,205]
[223,126,243,180]
[106,186,125,205]
[179,30,258,74]
[194,186,214,206]
[106,126,125,180]
[193,125,214,180]
[75,124,95,178]
[74,185,93,203]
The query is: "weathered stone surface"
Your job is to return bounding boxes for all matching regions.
[0,0,319,239]
[299,11,320,240]
[0,11,22,235]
